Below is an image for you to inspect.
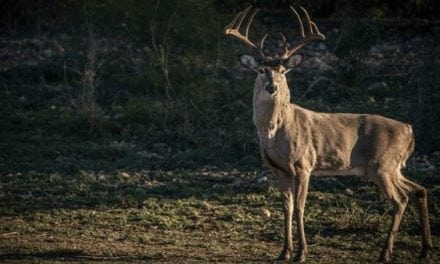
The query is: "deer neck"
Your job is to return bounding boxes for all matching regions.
[252,79,291,145]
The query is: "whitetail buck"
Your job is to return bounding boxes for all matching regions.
[225,5,432,263]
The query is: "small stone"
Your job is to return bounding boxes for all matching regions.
[261,208,271,219]
[257,176,268,184]
[344,188,354,196]
[120,172,130,178]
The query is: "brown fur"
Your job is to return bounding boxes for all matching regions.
[252,66,433,263]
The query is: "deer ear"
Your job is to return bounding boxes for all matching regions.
[239,54,259,71]
[285,54,304,71]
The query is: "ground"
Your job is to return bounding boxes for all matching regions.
[1,167,439,263]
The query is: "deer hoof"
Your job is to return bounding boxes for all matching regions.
[378,249,392,263]
[276,249,291,261]
[420,247,431,259]
[293,249,307,263]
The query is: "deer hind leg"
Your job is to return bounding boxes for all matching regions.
[371,170,409,263]
[398,175,433,259]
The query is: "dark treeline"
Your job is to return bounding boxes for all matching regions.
[1,0,439,172]
[2,0,440,36]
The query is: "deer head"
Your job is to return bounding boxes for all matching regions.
[225,6,325,100]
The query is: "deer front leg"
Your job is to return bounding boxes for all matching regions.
[293,173,310,263]
[274,172,294,261]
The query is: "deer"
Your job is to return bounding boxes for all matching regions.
[224,5,433,263]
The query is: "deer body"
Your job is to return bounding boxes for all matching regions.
[225,6,432,263]
[254,84,414,176]
[252,62,432,263]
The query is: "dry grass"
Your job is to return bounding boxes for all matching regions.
[0,168,439,263]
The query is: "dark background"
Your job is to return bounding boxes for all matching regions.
[1,0,440,172]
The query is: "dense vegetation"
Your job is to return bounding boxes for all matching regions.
[0,0,439,263]
[1,0,440,171]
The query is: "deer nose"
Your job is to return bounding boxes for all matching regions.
[265,83,278,95]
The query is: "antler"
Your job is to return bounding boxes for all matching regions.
[284,6,325,59]
[224,6,259,49]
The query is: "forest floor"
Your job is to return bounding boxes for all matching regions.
[0,166,439,263]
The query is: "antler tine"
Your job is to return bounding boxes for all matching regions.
[290,6,305,38]
[300,6,314,35]
[224,10,245,36]
[310,21,324,36]
[283,5,325,59]
[279,32,287,42]
[245,7,259,40]
[225,12,241,32]
[234,6,252,33]
[224,6,259,49]
[260,33,269,53]
[300,6,325,38]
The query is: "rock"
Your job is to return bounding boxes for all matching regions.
[260,208,271,219]
[257,176,268,184]
[344,188,354,196]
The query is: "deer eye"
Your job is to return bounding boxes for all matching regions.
[257,68,265,74]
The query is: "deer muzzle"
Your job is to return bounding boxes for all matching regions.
[265,83,278,95]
